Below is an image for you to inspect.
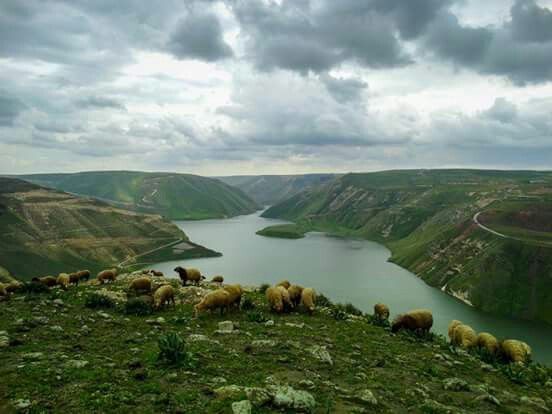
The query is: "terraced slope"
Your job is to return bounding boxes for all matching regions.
[0,178,219,279]
[19,171,259,220]
[262,169,552,324]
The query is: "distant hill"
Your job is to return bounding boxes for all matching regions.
[0,177,219,279]
[218,174,337,205]
[18,171,259,220]
[263,169,552,324]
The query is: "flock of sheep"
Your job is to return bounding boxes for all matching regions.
[0,267,532,365]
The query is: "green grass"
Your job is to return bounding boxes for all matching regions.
[1,277,551,413]
[256,224,307,239]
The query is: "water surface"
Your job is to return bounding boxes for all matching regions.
[150,211,552,364]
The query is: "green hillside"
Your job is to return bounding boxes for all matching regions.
[0,178,219,280]
[19,171,259,220]
[262,169,552,324]
[218,174,336,205]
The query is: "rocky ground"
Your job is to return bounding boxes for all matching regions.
[0,273,551,413]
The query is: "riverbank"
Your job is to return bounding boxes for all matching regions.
[1,274,551,413]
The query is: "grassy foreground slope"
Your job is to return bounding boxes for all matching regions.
[263,170,552,324]
[19,171,259,220]
[0,178,219,279]
[218,174,336,205]
[1,274,551,413]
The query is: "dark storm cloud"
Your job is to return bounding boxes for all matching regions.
[510,0,552,42]
[483,98,518,123]
[232,0,411,74]
[320,74,368,104]
[76,97,127,111]
[0,93,26,126]
[167,11,233,61]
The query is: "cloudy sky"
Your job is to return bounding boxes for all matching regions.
[1,0,552,176]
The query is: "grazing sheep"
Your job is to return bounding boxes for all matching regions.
[76,270,90,282]
[266,286,284,313]
[5,281,23,294]
[56,273,70,290]
[194,289,231,316]
[129,277,152,294]
[300,288,316,314]
[174,266,204,286]
[448,320,462,339]
[374,303,390,321]
[153,285,176,310]
[97,269,117,284]
[276,280,291,289]
[288,285,304,307]
[223,284,243,309]
[500,339,532,364]
[69,273,80,286]
[149,270,163,277]
[32,276,57,288]
[211,275,224,284]
[391,309,433,334]
[477,332,499,356]
[277,285,293,311]
[449,322,477,349]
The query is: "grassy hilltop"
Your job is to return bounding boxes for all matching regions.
[1,274,551,413]
[0,178,219,279]
[19,171,259,220]
[262,169,552,324]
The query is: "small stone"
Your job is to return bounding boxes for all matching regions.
[23,352,44,361]
[13,399,32,410]
[245,387,273,406]
[0,335,9,348]
[80,325,91,335]
[166,373,178,382]
[307,345,333,365]
[156,317,166,324]
[264,320,274,327]
[270,385,316,412]
[353,389,378,406]
[97,312,111,319]
[232,400,252,414]
[299,380,316,390]
[31,316,49,325]
[285,322,305,329]
[217,321,234,333]
[66,360,89,369]
[50,325,64,332]
[475,393,501,407]
[210,377,227,385]
[251,340,277,348]
[443,377,469,392]
[214,385,244,399]
[53,299,64,306]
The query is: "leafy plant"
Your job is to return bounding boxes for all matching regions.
[316,293,333,307]
[241,295,255,311]
[247,310,268,323]
[330,307,348,321]
[258,284,270,294]
[124,297,153,316]
[85,292,116,309]
[157,332,193,366]
[501,363,526,385]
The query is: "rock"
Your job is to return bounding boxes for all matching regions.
[232,400,252,414]
[0,332,9,348]
[188,334,209,342]
[251,340,277,348]
[13,399,32,410]
[480,363,496,372]
[214,385,244,399]
[475,393,501,406]
[245,387,273,407]
[52,299,64,306]
[443,377,469,392]
[307,345,333,365]
[520,396,549,412]
[166,373,178,382]
[353,389,378,406]
[23,352,44,361]
[50,325,64,333]
[217,321,235,333]
[285,322,305,329]
[298,380,315,390]
[156,317,166,324]
[420,399,462,414]
[31,316,49,325]
[80,325,91,335]
[269,385,316,412]
[264,320,274,327]
[97,312,111,319]
[66,360,89,369]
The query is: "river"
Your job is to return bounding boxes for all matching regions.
[150,211,552,364]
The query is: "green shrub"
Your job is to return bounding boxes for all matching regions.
[247,310,268,323]
[501,363,527,385]
[330,307,348,321]
[85,292,116,309]
[259,284,270,294]
[339,302,363,316]
[241,295,255,311]
[157,332,193,366]
[124,297,153,316]
[316,293,333,307]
